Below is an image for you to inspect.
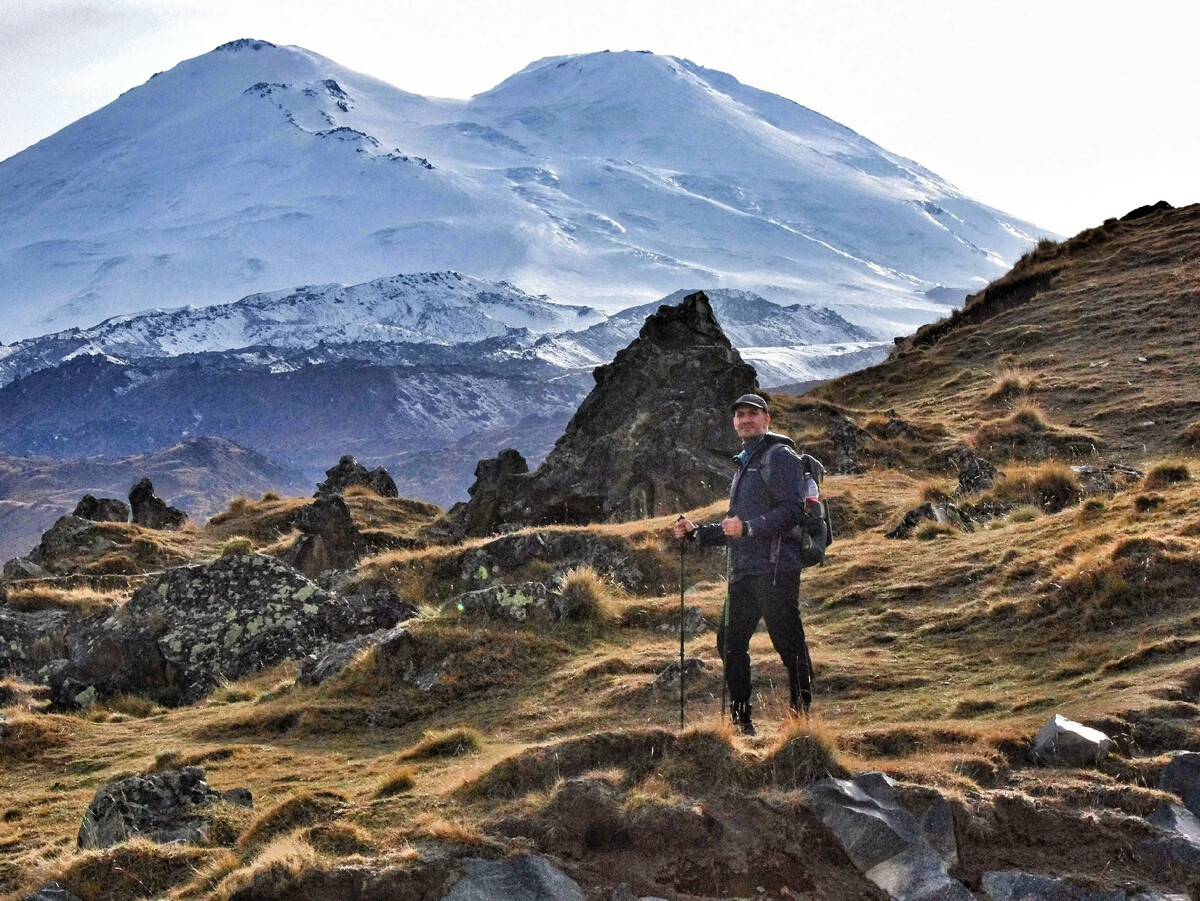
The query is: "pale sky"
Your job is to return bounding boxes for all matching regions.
[2,0,1197,237]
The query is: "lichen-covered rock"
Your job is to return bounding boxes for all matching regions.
[129,477,188,530]
[78,766,251,848]
[3,556,51,579]
[315,455,399,499]
[0,606,71,678]
[826,418,872,475]
[453,530,662,594]
[886,502,975,539]
[50,554,412,706]
[452,582,568,623]
[453,291,756,533]
[27,516,120,570]
[72,495,130,523]
[949,448,997,495]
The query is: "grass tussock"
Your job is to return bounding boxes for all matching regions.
[982,462,1084,513]
[398,726,481,761]
[0,711,72,759]
[82,694,166,722]
[760,719,849,786]
[986,367,1038,403]
[1179,421,1200,447]
[43,839,215,901]
[558,565,610,621]
[915,521,956,541]
[220,536,255,558]
[1143,460,1191,490]
[211,834,318,901]
[375,767,416,798]
[917,479,953,505]
[3,584,122,615]
[304,821,377,856]
[236,791,346,854]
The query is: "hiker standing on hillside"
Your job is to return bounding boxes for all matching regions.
[674,393,816,735]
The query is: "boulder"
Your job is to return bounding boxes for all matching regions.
[1158,750,1200,818]
[657,605,707,639]
[1031,714,1115,767]
[299,625,399,686]
[1147,802,1200,842]
[285,494,367,578]
[77,766,252,848]
[72,495,130,523]
[128,478,188,530]
[1070,463,1143,494]
[442,855,586,901]
[50,554,412,706]
[453,291,757,533]
[314,455,399,499]
[980,871,1124,900]
[807,772,972,901]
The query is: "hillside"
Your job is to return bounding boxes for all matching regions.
[1,209,1199,900]
[0,40,1043,341]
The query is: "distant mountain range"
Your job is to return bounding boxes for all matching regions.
[0,39,1046,343]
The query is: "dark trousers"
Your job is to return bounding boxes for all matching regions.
[717,570,812,710]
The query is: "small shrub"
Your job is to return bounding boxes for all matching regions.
[1078,498,1107,522]
[227,496,252,515]
[375,767,416,798]
[398,726,481,761]
[986,367,1037,403]
[760,720,848,786]
[1008,402,1048,432]
[221,537,255,558]
[1143,461,1190,490]
[918,480,952,504]
[986,463,1082,513]
[261,492,281,503]
[558,565,608,621]
[1135,494,1164,513]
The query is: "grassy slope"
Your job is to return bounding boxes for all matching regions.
[3,207,1200,899]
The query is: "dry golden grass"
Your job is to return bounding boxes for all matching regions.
[1143,460,1191,489]
[2,584,122,615]
[219,536,254,558]
[979,462,1084,513]
[374,768,416,798]
[397,726,481,761]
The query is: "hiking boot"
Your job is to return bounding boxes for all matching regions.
[789,689,813,723]
[731,701,756,736]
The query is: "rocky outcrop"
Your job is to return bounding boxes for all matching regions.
[285,494,367,578]
[452,582,575,623]
[807,772,971,901]
[1031,714,1115,766]
[826,418,872,474]
[453,291,756,535]
[315,455,399,499]
[77,766,252,848]
[0,606,70,678]
[451,449,531,537]
[128,478,188,530]
[27,516,121,570]
[50,554,413,707]
[72,495,130,523]
[3,557,50,579]
[981,870,1183,901]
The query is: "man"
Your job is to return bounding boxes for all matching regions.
[674,393,816,735]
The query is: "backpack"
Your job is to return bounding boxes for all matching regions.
[760,444,834,567]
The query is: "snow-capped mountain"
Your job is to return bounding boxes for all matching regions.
[0,271,601,386]
[0,39,1046,343]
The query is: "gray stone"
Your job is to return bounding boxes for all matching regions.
[1136,832,1200,874]
[77,766,251,849]
[452,582,569,623]
[980,871,1123,900]
[826,418,872,475]
[1147,802,1200,843]
[886,502,974,540]
[50,554,413,706]
[648,657,706,691]
[21,883,84,901]
[28,516,120,569]
[808,772,972,901]
[1,605,70,678]
[72,495,130,523]
[3,557,51,579]
[949,448,997,495]
[1031,714,1114,766]
[128,477,188,530]
[285,494,367,579]
[1158,750,1200,818]
[656,605,707,638]
[455,530,661,594]
[442,855,586,901]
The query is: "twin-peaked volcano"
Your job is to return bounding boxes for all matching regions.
[0,39,1045,342]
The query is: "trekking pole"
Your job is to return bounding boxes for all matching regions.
[721,544,730,722]
[676,516,686,730]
